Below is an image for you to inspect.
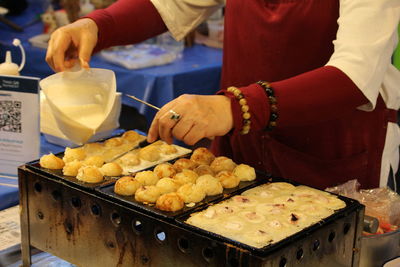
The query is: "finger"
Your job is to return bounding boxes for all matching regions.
[45,37,57,72]
[182,123,206,146]
[172,117,193,141]
[52,36,73,72]
[147,100,179,142]
[78,36,96,69]
[147,116,160,142]
[45,48,56,72]
[158,111,179,144]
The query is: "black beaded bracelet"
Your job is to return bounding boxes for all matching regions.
[227,86,251,135]
[257,80,278,131]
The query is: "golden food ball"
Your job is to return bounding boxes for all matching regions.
[159,144,177,155]
[121,130,141,142]
[196,174,223,196]
[177,183,206,203]
[100,162,123,176]
[138,145,161,162]
[117,153,141,166]
[173,158,198,172]
[194,164,215,176]
[76,166,104,183]
[63,147,86,163]
[156,193,184,212]
[114,176,142,196]
[233,164,256,181]
[154,163,176,178]
[190,147,215,165]
[62,160,83,176]
[156,178,181,194]
[215,171,240,189]
[135,170,159,186]
[82,142,104,155]
[135,185,162,203]
[84,155,105,168]
[210,156,236,173]
[104,137,124,147]
[39,153,65,170]
[173,169,198,185]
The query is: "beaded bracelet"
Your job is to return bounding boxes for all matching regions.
[256,80,278,131]
[227,86,251,135]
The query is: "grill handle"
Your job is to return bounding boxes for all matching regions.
[363,215,379,234]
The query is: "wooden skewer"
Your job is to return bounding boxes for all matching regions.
[125,94,160,111]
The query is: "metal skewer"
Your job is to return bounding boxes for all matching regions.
[125,94,160,111]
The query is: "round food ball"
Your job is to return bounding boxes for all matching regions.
[156,178,181,194]
[139,145,160,162]
[84,155,105,168]
[62,160,83,176]
[82,142,104,155]
[177,183,206,203]
[135,170,159,186]
[100,162,123,176]
[190,147,215,165]
[156,193,184,212]
[154,163,176,178]
[114,176,142,196]
[173,158,197,172]
[76,166,103,183]
[121,130,140,142]
[117,153,140,166]
[63,147,86,163]
[194,165,215,176]
[233,164,256,181]
[196,174,223,196]
[135,185,162,203]
[39,153,65,170]
[216,171,240,188]
[159,144,177,155]
[210,156,236,173]
[173,169,198,185]
[104,137,124,147]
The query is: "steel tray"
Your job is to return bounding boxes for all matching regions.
[175,177,364,258]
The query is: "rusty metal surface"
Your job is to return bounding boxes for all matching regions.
[18,166,364,267]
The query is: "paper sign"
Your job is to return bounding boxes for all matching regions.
[0,75,40,177]
[0,205,20,250]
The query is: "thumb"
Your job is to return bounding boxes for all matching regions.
[78,39,96,69]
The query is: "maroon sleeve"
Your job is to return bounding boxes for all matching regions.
[220,66,369,133]
[85,0,167,52]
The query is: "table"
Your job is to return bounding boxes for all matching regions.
[0,2,223,123]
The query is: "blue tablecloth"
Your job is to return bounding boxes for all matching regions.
[0,3,223,123]
[0,134,66,211]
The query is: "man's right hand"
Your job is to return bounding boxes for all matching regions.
[46,18,98,72]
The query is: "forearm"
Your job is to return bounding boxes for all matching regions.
[221,66,368,134]
[85,0,167,52]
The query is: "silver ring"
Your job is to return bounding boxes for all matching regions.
[169,109,181,121]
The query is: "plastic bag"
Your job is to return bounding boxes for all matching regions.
[326,179,400,227]
[100,32,183,70]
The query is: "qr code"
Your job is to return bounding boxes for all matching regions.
[0,100,22,133]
